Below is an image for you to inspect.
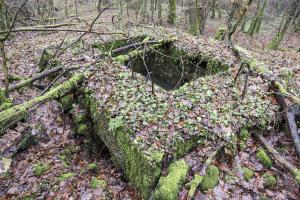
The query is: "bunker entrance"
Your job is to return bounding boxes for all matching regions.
[124,43,222,91]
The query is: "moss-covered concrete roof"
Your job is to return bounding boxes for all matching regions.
[84,57,277,154]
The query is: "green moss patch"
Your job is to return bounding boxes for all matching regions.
[33,162,50,177]
[200,165,220,191]
[87,163,98,171]
[263,172,277,187]
[153,159,189,200]
[58,172,74,182]
[91,177,106,189]
[242,167,254,182]
[256,149,272,168]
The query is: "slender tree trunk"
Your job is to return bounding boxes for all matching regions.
[74,0,79,18]
[118,0,123,28]
[97,0,102,11]
[64,0,69,17]
[227,0,254,46]
[211,0,216,19]
[157,0,163,25]
[198,0,208,34]
[0,41,9,98]
[150,0,154,21]
[0,0,6,30]
[168,0,176,25]
[141,0,148,20]
[187,0,199,35]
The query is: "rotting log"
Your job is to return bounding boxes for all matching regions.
[254,131,300,185]
[0,74,84,135]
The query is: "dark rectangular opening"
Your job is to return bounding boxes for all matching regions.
[125,43,222,91]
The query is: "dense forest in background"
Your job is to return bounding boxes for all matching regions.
[0,0,299,199]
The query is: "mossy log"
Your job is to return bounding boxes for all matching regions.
[0,74,84,135]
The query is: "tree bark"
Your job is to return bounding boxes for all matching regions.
[157,0,163,25]
[210,0,216,19]
[248,0,268,36]
[168,0,176,25]
[0,41,9,98]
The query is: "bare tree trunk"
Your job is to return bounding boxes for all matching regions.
[64,0,69,17]
[0,0,6,30]
[168,0,176,25]
[187,0,199,35]
[74,0,79,18]
[118,0,123,28]
[211,0,216,19]
[198,0,208,34]
[157,0,162,25]
[0,41,9,98]
[150,0,154,21]
[97,0,102,12]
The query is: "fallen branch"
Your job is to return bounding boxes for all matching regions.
[0,74,84,135]
[8,66,63,92]
[0,28,124,36]
[40,70,68,95]
[113,38,176,63]
[111,40,159,55]
[33,23,76,29]
[253,131,300,185]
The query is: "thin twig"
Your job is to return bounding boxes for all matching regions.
[1,0,29,41]
[56,5,112,57]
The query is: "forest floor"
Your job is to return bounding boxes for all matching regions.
[0,7,300,200]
